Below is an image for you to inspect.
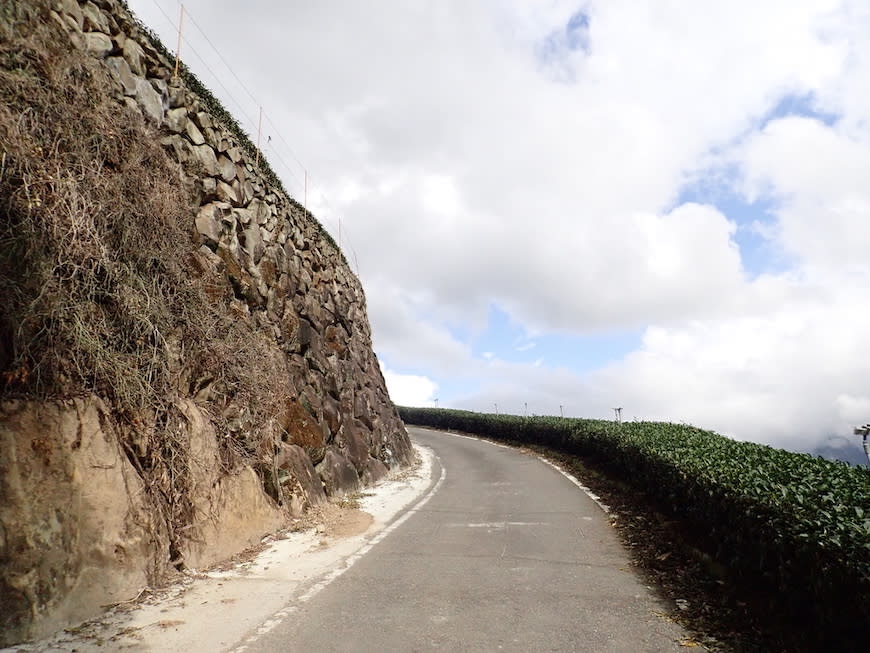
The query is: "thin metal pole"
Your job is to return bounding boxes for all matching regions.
[173,4,185,79]
[304,170,308,209]
[855,425,870,466]
[256,107,263,166]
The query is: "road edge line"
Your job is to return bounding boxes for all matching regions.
[230,451,447,652]
[415,427,611,514]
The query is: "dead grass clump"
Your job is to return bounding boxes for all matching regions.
[0,6,189,409]
[0,1,207,564]
[0,0,298,566]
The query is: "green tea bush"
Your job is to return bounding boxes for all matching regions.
[400,407,870,645]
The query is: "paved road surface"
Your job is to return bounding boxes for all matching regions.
[243,428,697,652]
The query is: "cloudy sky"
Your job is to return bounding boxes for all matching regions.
[128,0,870,458]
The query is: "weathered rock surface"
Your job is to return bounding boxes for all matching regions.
[83,30,111,56]
[176,399,287,570]
[0,0,411,645]
[316,449,363,496]
[0,398,166,645]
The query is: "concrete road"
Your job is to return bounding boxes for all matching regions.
[243,428,698,652]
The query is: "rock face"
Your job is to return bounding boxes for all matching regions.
[0,398,165,643]
[0,0,411,645]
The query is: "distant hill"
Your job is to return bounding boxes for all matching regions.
[811,435,868,468]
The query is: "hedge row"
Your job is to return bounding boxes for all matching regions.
[399,407,870,644]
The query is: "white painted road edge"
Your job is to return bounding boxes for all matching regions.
[230,428,608,652]
[423,428,611,514]
[230,456,447,653]
[537,457,611,514]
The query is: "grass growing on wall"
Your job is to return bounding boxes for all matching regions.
[116,1,345,262]
[0,0,308,560]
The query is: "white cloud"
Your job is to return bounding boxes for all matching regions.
[452,270,870,450]
[381,368,439,407]
[125,0,870,453]
[737,116,870,268]
[836,394,870,426]
[592,274,870,450]
[367,285,472,376]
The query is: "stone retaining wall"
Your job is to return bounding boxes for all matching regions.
[51,0,413,509]
[0,0,411,644]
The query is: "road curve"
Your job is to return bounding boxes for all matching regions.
[243,428,699,652]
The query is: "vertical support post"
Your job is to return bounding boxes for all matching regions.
[304,170,308,210]
[256,107,263,166]
[854,425,870,466]
[560,405,563,418]
[494,403,498,415]
[173,4,185,79]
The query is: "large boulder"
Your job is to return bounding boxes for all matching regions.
[269,443,327,516]
[315,449,360,496]
[0,397,167,646]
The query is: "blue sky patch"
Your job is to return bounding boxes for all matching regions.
[432,377,481,406]
[761,92,838,129]
[564,10,591,52]
[677,180,788,278]
[472,305,641,372]
[536,8,590,79]
[671,91,838,279]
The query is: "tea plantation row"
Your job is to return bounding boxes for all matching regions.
[399,407,870,644]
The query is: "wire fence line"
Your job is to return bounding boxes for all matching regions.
[143,0,366,276]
